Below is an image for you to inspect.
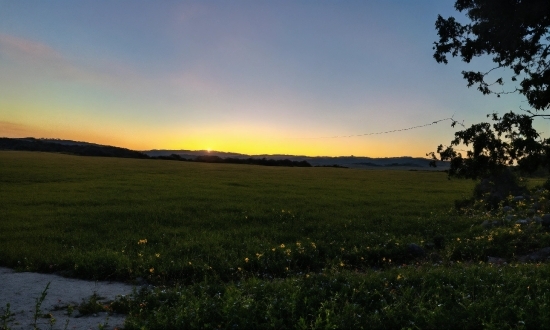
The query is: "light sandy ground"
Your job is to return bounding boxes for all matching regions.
[0,267,135,330]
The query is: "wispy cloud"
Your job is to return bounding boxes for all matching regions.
[0,33,62,60]
[0,120,49,138]
[0,33,89,81]
[0,33,148,91]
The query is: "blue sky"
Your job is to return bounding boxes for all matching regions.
[0,0,540,156]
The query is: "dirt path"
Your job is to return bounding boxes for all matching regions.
[0,267,135,330]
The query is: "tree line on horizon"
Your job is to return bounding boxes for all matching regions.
[0,137,312,168]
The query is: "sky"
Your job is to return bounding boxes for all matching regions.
[0,0,545,157]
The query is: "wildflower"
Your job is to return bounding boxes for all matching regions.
[245,257,249,263]
[238,267,242,271]
[149,268,154,273]
[397,274,403,280]
[155,253,160,258]
[188,261,192,265]
[340,262,345,267]
[272,248,276,252]
[138,239,147,245]
[280,244,285,248]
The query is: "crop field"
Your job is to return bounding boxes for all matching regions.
[2,151,550,329]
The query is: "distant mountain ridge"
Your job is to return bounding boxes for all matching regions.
[144,149,448,169]
[0,138,148,159]
[0,138,447,169]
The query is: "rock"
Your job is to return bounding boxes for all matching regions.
[533,202,541,210]
[433,235,445,249]
[492,221,501,227]
[515,219,529,225]
[518,247,550,262]
[428,253,442,263]
[488,256,506,265]
[505,215,515,222]
[527,209,536,216]
[502,206,514,212]
[513,196,524,202]
[135,277,148,286]
[481,220,491,228]
[407,243,425,257]
[534,216,543,224]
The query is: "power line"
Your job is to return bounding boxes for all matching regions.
[297,115,465,139]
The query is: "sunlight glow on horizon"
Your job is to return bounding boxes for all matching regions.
[0,1,530,157]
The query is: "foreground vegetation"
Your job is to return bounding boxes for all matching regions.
[2,151,550,329]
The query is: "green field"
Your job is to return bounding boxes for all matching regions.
[2,151,550,329]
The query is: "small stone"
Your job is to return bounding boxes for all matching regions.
[481,220,491,228]
[533,216,542,224]
[492,220,501,227]
[515,219,528,225]
[518,247,550,262]
[502,206,514,212]
[488,256,506,264]
[513,196,524,202]
[135,277,147,286]
[407,243,425,257]
[527,209,536,216]
[505,215,515,222]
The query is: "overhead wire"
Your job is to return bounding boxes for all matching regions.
[297,115,465,139]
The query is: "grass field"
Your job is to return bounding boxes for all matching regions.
[2,151,550,329]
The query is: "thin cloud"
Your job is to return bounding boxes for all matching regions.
[0,121,49,137]
[0,33,147,91]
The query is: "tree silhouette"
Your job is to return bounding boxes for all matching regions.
[429,0,550,181]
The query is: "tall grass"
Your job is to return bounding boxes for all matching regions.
[4,151,550,328]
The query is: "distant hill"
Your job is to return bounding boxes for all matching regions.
[0,138,448,170]
[144,149,449,170]
[0,138,149,159]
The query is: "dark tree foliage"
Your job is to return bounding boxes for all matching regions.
[434,0,550,110]
[155,154,312,167]
[429,112,550,179]
[430,0,550,180]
